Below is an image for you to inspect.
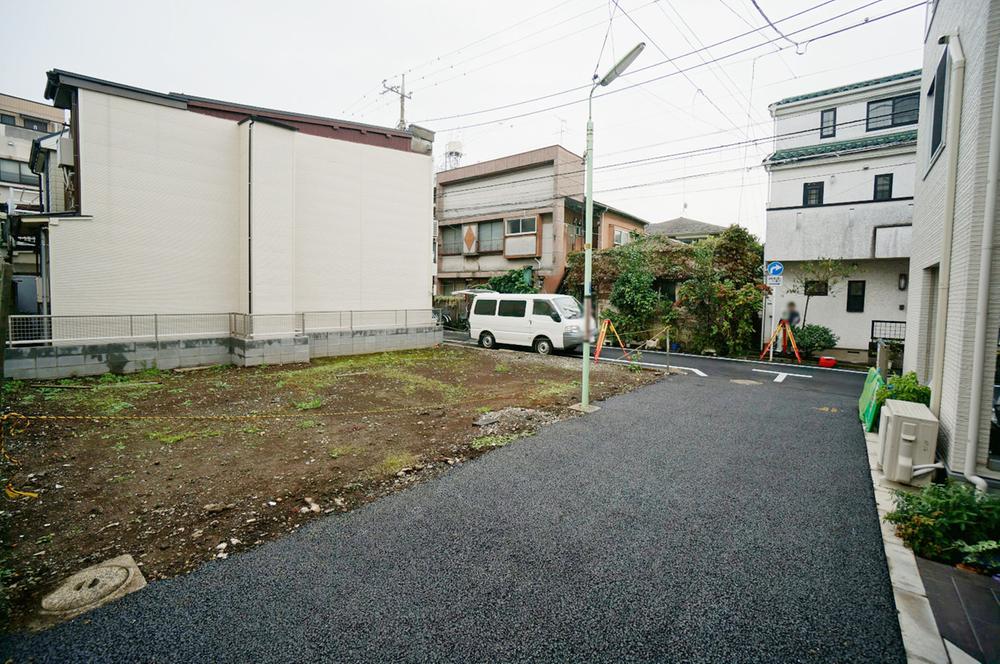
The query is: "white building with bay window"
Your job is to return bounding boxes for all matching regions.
[763,70,921,360]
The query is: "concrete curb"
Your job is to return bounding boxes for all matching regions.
[864,429,952,664]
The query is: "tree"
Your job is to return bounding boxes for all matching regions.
[786,258,855,325]
[486,268,537,294]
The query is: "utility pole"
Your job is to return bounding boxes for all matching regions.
[381,74,411,130]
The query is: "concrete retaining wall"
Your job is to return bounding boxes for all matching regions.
[3,326,442,380]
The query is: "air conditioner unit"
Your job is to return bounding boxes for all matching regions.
[877,399,939,486]
[57,137,74,168]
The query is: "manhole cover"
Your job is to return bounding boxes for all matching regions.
[40,554,146,620]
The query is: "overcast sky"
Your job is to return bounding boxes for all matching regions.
[6,0,926,239]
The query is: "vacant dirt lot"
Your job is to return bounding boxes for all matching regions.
[0,345,659,631]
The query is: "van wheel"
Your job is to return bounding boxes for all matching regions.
[534,337,553,355]
[480,332,496,349]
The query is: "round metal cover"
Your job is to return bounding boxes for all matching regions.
[41,564,131,613]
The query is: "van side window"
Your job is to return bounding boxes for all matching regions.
[532,300,553,316]
[497,300,527,317]
[474,299,497,315]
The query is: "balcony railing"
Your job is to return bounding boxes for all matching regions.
[6,310,442,346]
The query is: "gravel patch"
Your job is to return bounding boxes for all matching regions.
[2,374,902,662]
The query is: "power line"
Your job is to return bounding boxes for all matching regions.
[431,1,920,132]
[750,0,802,49]
[438,113,915,200]
[438,159,914,215]
[613,0,752,138]
[414,0,846,125]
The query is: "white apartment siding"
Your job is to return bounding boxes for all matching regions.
[768,258,909,350]
[768,152,916,208]
[773,77,920,151]
[439,164,554,221]
[50,89,242,316]
[904,0,1000,475]
[48,88,433,324]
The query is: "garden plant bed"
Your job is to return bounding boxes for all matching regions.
[0,346,659,632]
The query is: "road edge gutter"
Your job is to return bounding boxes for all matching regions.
[863,429,952,664]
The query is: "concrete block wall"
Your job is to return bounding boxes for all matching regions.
[3,326,443,380]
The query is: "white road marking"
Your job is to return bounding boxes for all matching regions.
[752,368,812,383]
[674,366,708,377]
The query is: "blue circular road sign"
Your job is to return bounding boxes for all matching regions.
[767,261,784,277]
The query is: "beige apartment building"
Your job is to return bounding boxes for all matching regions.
[434,145,648,294]
[903,0,1000,482]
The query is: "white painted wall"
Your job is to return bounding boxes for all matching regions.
[768,258,909,350]
[50,89,242,315]
[48,89,433,322]
[768,152,916,208]
[773,77,920,151]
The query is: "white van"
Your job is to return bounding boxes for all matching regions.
[468,293,588,354]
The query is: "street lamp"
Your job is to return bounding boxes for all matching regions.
[578,42,645,412]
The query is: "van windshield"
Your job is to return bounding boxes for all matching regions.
[553,296,583,319]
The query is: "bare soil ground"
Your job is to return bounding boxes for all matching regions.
[0,346,659,632]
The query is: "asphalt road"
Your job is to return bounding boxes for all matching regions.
[445,330,868,398]
[4,363,901,662]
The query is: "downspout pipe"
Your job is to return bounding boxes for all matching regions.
[930,35,966,417]
[962,39,1000,493]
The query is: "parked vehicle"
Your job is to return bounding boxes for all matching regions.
[468,293,589,354]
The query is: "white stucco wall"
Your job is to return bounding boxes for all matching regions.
[768,258,910,350]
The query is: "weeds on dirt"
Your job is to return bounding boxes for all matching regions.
[147,430,195,445]
[375,452,419,476]
[295,398,324,411]
[298,419,319,429]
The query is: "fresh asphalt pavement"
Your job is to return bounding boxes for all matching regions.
[3,355,901,662]
[444,330,867,398]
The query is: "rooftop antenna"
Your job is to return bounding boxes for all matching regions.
[381,74,412,130]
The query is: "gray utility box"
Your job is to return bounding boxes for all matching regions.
[877,399,939,486]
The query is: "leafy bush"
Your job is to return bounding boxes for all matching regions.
[956,539,1000,574]
[487,269,537,294]
[608,266,659,339]
[793,324,838,357]
[875,371,931,409]
[885,482,1000,566]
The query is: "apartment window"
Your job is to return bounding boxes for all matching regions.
[804,280,829,296]
[440,226,461,255]
[613,229,630,246]
[866,93,919,131]
[478,220,503,252]
[0,159,37,186]
[21,116,48,132]
[874,173,894,201]
[846,280,866,312]
[497,299,527,317]
[820,108,836,138]
[928,51,949,159]
[506,217,536,235]
[0,114,14,126]
[473,298,497,316]
[802,181,824,206]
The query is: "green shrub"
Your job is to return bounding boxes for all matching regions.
[875,371,931,409]
[793,324,838,357]
[486,269,537,294]
[956,539,1000,574]
[885,482,1000,565]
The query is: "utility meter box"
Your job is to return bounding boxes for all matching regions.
[877,399,939,486]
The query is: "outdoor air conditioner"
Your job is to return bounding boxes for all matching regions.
[57,137,74,168]
[877,399,939,486]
